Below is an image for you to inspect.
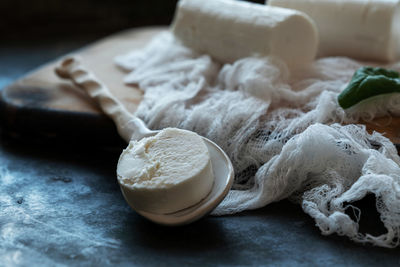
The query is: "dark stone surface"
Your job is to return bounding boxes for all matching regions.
[1,139,400,266]
[1,30,400,267]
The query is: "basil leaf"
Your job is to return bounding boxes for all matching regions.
[338,67,400,109]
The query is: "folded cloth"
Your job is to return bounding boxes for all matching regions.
[115,32,400,248]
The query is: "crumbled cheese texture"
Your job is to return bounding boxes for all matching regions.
[117,128,214,214]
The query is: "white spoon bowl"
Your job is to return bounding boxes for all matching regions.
[124,137,234,226]
[55,57,234,225]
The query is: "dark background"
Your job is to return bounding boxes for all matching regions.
[1,0,265,41]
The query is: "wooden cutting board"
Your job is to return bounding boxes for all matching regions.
[0,27,164,146]
[1,26,400,149]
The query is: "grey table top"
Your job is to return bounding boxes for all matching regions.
[1,35,400,267]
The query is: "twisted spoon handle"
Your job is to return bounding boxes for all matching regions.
[55,56,154,142]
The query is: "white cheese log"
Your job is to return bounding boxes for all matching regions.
[117,128,214,214]
[172,0,318,67]
[269,0,400,62]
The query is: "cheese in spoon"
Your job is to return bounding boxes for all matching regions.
[117,128,214,214]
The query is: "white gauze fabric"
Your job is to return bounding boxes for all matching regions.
[115,31,400,248]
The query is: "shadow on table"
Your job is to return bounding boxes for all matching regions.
[119,198,399,265]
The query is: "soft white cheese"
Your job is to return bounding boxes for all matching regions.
[269,0,400,62]
[395,2,400,58]
[172,0,318,68]
[117,128,214,214]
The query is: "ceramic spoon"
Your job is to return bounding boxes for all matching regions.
[55,56,234,226]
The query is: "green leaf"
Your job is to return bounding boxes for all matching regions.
[338,67,400,109]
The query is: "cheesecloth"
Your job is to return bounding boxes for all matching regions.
[115,32,400,248]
